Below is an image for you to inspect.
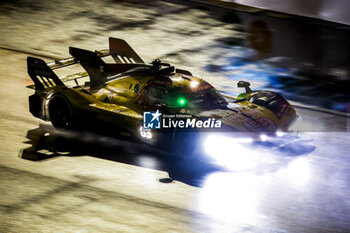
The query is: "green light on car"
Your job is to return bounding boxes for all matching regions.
[177,97,187,106]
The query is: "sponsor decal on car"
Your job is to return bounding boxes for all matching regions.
[243,116,276,131]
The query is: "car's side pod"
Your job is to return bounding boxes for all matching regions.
[27,57,65,91]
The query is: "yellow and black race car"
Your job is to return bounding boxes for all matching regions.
[27,37,297,158]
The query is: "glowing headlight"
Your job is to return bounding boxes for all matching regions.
[276,130,285,137]
[260,134,268,141]
[190,80,199,88]
[203,134,257,171]
[204,134,253,155]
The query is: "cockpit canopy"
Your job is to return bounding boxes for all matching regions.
[136,79,228,109]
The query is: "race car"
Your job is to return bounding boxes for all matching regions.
[27,37,297,158]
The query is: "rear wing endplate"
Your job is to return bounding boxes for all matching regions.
[27,57,65,91]
[109,38,144,64]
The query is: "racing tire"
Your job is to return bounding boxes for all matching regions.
[48,94,73,129]
[172,128,199,160]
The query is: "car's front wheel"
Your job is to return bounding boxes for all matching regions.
[172,128,199,160]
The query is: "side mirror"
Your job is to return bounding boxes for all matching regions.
[237,81,252,93]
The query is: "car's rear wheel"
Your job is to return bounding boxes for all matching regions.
[48,94,73,129]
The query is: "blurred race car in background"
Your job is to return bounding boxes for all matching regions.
[27,37,297,158]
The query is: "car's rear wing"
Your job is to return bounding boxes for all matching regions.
[47,49,110,70]
[44,37,144,70]
[26,49,110,90]
[27,37,146,91]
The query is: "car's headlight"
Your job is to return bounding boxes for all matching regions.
[203,134,259,171]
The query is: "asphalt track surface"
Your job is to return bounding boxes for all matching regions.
[0,0,350,232]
